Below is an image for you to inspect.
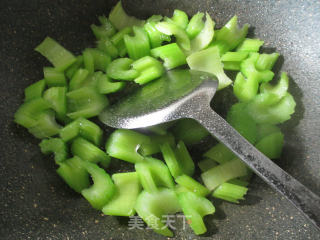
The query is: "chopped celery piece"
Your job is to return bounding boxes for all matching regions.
[69,68,89,91]
[102,172,141,216]
[97,38,118,59]
[175,174,210,197]
[221,51,249,62]
[24,80,46,101]
[66,55,84,79]
[60,120,79,142]
[43,87,67,121]
[187,46,232,90]
[109,1,145,30]
[131,56,164,85]
[71,137,110,166]
[178,191,215,235]
[139,133,175,156]
[228,178,249,187]
[203,143,235,164]
[246,92,296,124]
[107,58,139,80]
[189,13,215,53]
[135,157,175,193]
[67,87,108,119]
[106,129,151,163]
[77,118,103,146]
[90,16,116,40]
[236,38,264,52]
[39,138,68,163]
[150,43,186,70]
[83,48,111,72]
[255,131,284,159]
[43,67,67,87]
[212,182,248,203]
[171,9,189,29]
[175,140,195,176]
[81,160,115,210]
[233,72,259,102]
[198,158,218,172]
[172,118,209,145]
[124,26,150,60]
[97,73,126,94]
[186,12,205,39]
[56,156,90,193]
[260,72,289,100]
[28,110,61,139]
[14,98,51,128]
[222,61,241,71]
[135,188,181,237]
[160,142,182,178]
[213,16,249,53]
[147,15,163,22]
[240,53,274,83]
[144,20,171,48]
[255,52,279,71]
[201,158,248,191]
[111,27,132,57]
[227,102,257,144]
[256,124,281,141]
[35,37,76,71]
[156,22,190,51]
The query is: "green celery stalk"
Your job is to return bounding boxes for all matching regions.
[124,26,150,60]
[172,118,209,145]
[187,46,232,90]
[24,79,46,101]
[260,72,289,99]
[56,156,90,193]
[111,27,132,57]
[43,87,67,122]
[39,138,68,163]
[102,172,141,216]
[28,110,61,139]
[59,120,79,142]
[97,73,126,94]
[236,38,264,52]
[139,133,175,156]
[90,16,116,40]
[198,158,218,172]
[135,188,181,237]
[83,48,111,72]
[160,142,182,178]
[175,140,195,176]
[150,43,187,70]
[203,143,236,164]
[71,137,110,166]
[255,131,284,159]
[156,21,190,51]
[212,182,248,203]
[255,53,279,71]
[109,1,145,30]
[106,129,151,163]
[189,13,215,53]
[66,56,84,79]
[35,37,76,71]
[135,157,175,193]
[77,118,103,146]
[178,191,215,235]
[81,160,115,210]
[256,124,281,141]
[131,56,164,85]
[186,12,205,39]
[201,158,249,191]
[171,9,189,29]
[233,72,259,102]
[69,68,89,91]
[221,51,249,71]
[43,67,67,87]
[97,38,119,59]
[144,20,171,48]
[106,58,139,80]
[175,174,210,197]
[67,87,109,119]
[227,102,257,144]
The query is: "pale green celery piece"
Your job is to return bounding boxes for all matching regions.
[203,143,235,164]
[186,12,205,39]
[189,13,215,53]
[198,158,218,172]
[236,38,264,52]
[109,1,145,30]
[156,21,190,51]
[233,72,259,102]
[212,182,248,203]
[175,174,210,197]
[187,46,232,90]
[171,9,189,29]
[201,158,249,191]
[102,172,141,216]
[255,52,280,71]
[260,72,289,99]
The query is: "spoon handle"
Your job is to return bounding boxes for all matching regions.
[193,108,320,231]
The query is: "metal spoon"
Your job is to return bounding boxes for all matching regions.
[99,69,320,231]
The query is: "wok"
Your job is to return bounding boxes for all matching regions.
[0,0,319,239]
